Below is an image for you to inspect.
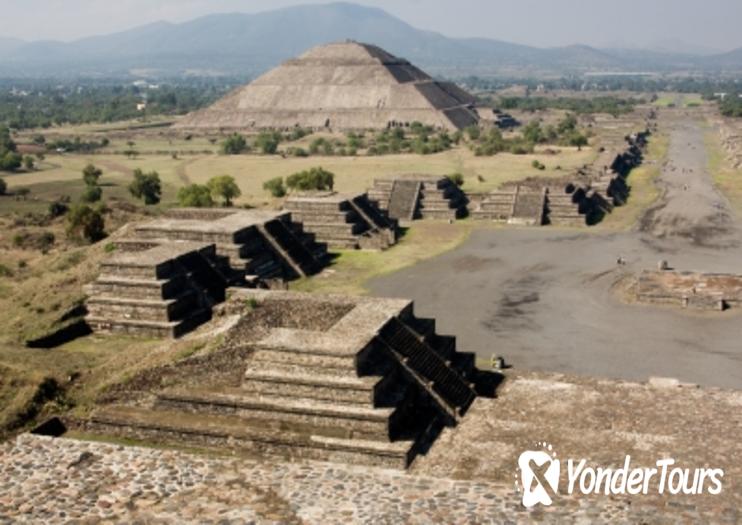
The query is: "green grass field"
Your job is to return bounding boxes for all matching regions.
[2,144,596,212]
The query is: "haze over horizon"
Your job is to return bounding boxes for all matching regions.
[2,0,741,54]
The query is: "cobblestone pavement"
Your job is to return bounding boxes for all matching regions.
[0,430,737,524]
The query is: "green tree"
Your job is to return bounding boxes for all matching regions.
[82,164,102,186]
[286,167,335,191]
[66,204,106,243]
[0,151,21,171]
[207,175,241,206]
[568,133,589,150]
[81,184,102,203]
[129,169,162,205]
[0,178,6,195]
[263,177,286,198]
[177,184,214,207]
[221,133,248,155]
[254,131,281,154]
[23,155,34,170]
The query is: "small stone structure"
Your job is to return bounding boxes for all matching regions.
[85,242,227,338]
[83,290,479,469]
[86,209,329,338]
[368,176,467,221]
[471,185,546,225]
[284,192,397,250]
[636,270,742,311]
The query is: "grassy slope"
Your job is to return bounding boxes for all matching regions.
[292,221,481,295]
[705,126,742,216]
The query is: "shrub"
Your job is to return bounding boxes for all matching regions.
[177,184,214,207]
[464,125,480,141]
[286,167,334,191]
[531,160,546,170]
[207,175,241,206]
[263,177,286,198]
[129,169,162,205]
[221,133,248,154]
[66,204,106,243]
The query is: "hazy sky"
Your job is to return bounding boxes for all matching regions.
[2,0,741,52]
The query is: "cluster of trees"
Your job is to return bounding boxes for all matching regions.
[221,129,310,156]
[177,175,241,207]
[0,80,234,130]
[263,167,335,197]
[459,75,742,95]
[0,127,21,171]
[719,95,742,118]
[498,96,636,116]
[46,136,109,153]
[368,124,455,155]
[470,114,588,157]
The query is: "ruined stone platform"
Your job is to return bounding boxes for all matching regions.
[636,269,742,310]
[284,192,397,250]
[78,289,480,468]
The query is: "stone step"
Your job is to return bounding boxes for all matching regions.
[86,293,198,322]
[249,350,358,375]
[242,368,387,406]
[155,389,397,440]
[85,308,211,338]
[88,405,414,469]
[87,275,185,300]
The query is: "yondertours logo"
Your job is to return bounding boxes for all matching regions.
[514,443,724,508]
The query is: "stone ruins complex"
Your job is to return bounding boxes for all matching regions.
[284,192,398,250]
[368,176,468,221]
[83,290,482,469]
[636,270,742,311]
[85,209,327,337]
[472,130,649,226]
[174,41,479,132]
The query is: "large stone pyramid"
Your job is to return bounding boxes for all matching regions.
[175,41,479,131]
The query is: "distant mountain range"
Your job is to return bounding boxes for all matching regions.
[0,2,740,78]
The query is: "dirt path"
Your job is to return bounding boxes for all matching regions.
[640,113,740,248]
[369,111,742,388]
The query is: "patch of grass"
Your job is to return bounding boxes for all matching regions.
[292,221,480,295]
[596,132,670,231]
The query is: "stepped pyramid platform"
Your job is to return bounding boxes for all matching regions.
[284,192,397,250]
[85,241,226,338]
[115,208,327,285]
[368,175,468,222]
[472,185,546,225]
[81,289,486,469]
[174,41,479,132]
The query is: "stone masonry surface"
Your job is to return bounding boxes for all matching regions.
[1,370,739,523]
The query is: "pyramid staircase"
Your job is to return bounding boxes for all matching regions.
[84,291,479,469]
